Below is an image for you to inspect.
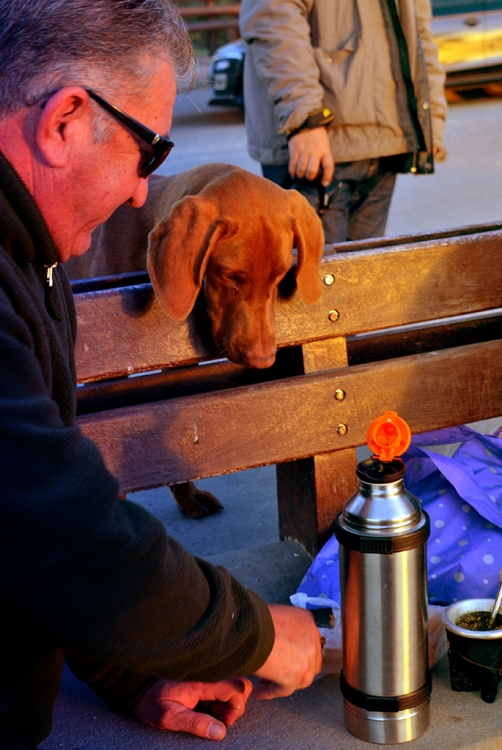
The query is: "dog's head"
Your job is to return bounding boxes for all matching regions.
[147,169,324,368]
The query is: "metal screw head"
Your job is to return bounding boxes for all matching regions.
[328,309,339,322]
[334,389,346,401]
[324,273,335,286]
[337,423,348,436]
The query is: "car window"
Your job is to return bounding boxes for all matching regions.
[431,0,485,16]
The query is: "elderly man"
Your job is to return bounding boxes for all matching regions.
[0,1,321,748]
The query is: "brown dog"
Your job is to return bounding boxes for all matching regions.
[66,163,325,515]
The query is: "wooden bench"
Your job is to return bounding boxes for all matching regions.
[72,223,502,557]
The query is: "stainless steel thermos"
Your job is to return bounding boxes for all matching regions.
[334,411,431,744]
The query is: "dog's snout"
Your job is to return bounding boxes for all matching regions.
[243,350,277,369]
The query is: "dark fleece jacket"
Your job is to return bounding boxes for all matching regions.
[0,152,274,749]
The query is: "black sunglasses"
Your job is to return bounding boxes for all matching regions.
[86,89,174,178]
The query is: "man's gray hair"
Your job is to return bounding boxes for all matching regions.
[0,0,197,117]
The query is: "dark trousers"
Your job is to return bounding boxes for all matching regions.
[262,159,397,245]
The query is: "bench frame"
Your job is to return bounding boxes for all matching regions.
[73,223,502,556]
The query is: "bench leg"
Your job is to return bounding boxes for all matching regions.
[276,448,358,557]
[275,337,358,556]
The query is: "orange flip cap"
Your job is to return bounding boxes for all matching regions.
[366,410,411,462]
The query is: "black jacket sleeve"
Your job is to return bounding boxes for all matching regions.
[0,284,274,695]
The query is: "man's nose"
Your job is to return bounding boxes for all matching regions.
[127,178,149,208]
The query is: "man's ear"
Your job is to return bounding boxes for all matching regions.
[35,87,92,168]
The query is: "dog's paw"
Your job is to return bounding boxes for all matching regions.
[170,481,223,519]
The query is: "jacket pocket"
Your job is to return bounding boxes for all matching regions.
[313,41,377,127]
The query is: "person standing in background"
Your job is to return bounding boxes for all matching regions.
[240,0,448,244]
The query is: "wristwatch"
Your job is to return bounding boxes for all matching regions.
[285,107,335,140]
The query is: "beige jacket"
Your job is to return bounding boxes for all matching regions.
[240,0,447,166]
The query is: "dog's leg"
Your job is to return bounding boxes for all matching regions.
[169,481,223,518]
[118,485,222,518]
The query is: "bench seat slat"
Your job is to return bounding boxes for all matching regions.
[77,339,502,493]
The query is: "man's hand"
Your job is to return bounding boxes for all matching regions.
[288,127,334,186]
[133,677,253,740]
[253,604,322,699]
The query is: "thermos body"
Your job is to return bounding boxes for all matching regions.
[339,542,428,697]
[335,460,431,744]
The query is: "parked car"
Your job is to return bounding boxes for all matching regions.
[209,38,246,107]
[208,0,502,106]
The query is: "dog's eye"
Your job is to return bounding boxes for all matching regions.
[219,269,246,286]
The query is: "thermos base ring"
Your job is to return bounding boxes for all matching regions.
[341,672,431,744]
[343,698,430,744]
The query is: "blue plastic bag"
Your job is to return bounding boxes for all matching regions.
[295,426,502,607]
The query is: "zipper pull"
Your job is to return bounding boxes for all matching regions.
[44,262,63,321]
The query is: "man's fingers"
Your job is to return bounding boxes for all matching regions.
[320,153,335,186]
[253,679,286,700]
[221,684,251,724]
[304,155,322,182]
[288,127,332,183]
[253,605,322,698]
[205,677,252,724]
[133,677,252,737]
[217,676,252,724]
[197,691,247,725]
[253,677,314,700]
[289,151,309,179]
[156,701,227,740]
[253,667,317,701]
[289,151,320,181]
[209,697,243,725]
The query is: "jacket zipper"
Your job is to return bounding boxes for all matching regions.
[44,262,63,321]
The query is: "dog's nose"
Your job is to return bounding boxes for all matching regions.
[243,351,276,369]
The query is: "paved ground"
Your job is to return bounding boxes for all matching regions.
[36,653,502,750]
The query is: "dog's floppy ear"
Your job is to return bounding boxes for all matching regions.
[147,195,223,320]
[288,190,325,304]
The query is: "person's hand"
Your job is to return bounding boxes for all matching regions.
[133,677,253,740]
[253,603,322,699]
[288,127,334,186]
[412,146,439,177]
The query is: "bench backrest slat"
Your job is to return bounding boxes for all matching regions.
[74,230,502,382]
[77,339,502,492]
